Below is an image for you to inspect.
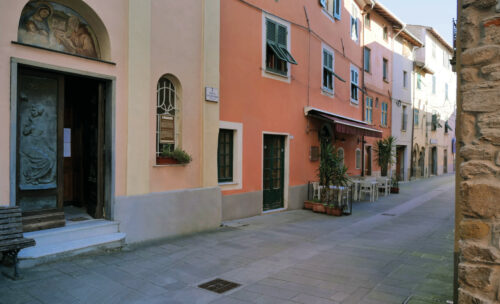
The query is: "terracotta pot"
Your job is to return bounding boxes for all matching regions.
[390,187,399,194]
[312,203,326,213]
[156,157,179,165]
[304,201,314,210]
[330,207,343,216]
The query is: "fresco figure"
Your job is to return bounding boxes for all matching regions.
[26,5,51,37]
[21,104,56,187]
[18,1,99,59]
[55,16,97,58]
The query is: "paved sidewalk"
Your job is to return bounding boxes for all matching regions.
[0,175,455,304]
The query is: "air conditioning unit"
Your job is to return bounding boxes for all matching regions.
[319,0,327,8]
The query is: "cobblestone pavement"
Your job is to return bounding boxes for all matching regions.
[0,175,455,304]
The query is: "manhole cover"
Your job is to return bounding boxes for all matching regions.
[382,213,396,216]
[198,278,240,294]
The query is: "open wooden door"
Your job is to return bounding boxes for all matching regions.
[17,68,65,232]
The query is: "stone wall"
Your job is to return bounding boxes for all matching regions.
[458,0,500,302]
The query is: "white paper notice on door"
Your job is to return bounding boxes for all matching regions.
[64,128,71,157]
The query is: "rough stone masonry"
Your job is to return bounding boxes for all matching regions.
[458,0,500,303]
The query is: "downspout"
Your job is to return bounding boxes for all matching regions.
[361,8,367,177]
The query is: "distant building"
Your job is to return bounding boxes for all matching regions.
[407,25,456,178]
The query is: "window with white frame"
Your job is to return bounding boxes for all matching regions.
[350,4,359,42]
[364,47,371,73]
[156,76,179,161]
[322,48,334,93]
[403,71,408,88]
[364,13,370,28]
[365,97,373,124]
[265,17,297,76]
[383,58,388,81]
[445,83,449,100]
[355,149,361,169]
[332,0,341,19]
[338,148,344,166]
[381,102,388,127]
[402,105,408,131]
[417,73,422,90]
[383,26,388,41]
[350,66,359,103]
[432,75,436,94]
[414,108,419,126]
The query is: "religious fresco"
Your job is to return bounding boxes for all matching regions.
[18,1,99,59]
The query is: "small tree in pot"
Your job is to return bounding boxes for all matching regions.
[374,136,397,177]
[317,142,350,215]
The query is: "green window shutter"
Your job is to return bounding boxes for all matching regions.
[266,19,276,43]
[277,25,287,47]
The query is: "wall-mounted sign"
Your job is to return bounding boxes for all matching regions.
[205,87,219,102]
[430,139,438,145]
[159,114,174,144]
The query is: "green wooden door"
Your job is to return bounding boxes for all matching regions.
[263,135,285,211]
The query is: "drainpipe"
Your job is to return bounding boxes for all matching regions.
[409,46,418,180]
[361,8,367,177]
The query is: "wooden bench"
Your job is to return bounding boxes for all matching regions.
[0,206,35,280]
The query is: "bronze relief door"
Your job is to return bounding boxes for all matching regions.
[17,69,65,231]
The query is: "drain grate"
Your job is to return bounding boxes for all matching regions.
[198,278,240,294]
[382,213,396,216]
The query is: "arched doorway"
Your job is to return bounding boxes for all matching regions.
[13,1,112,232]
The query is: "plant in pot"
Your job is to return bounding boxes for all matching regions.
[374,136,397,177]
[329,147,350,216]
[157,146,192,165]
[391,177,400,193]
[315,142,334,214]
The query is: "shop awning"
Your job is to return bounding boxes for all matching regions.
[307,109,383,138]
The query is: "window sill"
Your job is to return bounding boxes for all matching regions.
[265,69,288,78]
[322,88,334,97]
[219,181,238,186]
[153,163,188,167]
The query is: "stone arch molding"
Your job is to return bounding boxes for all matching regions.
[18,0,111,60]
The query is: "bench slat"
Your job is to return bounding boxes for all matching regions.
[0,238,36,252]
[0,207,21,214]
[0,222,23,231]
[0,233,23,241]
[0,212,22,219]
[0,217,22,225]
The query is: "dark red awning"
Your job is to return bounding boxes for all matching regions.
[311,112,383,138]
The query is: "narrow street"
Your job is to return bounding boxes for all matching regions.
[1,175,455,304]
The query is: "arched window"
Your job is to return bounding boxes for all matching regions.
[156,76,179,160]
[338,148,344,166]
[355,148,361,169]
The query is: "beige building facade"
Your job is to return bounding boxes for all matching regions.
[0,0,221,247]
[408,25,457,179]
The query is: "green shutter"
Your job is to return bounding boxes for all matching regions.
[217,129,233,182]
[266,19,276,43]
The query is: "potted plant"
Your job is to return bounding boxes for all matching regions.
[316,142,350,216]
[374,136,397,177]
[157,146,192,165]
[317,142,334,212]
[329,148,350,216]
[391,177,400,194]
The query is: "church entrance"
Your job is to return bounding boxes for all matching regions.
[16,67,108,232]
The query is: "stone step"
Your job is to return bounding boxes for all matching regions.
[23,219,120,246]
[19,232,126,268]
